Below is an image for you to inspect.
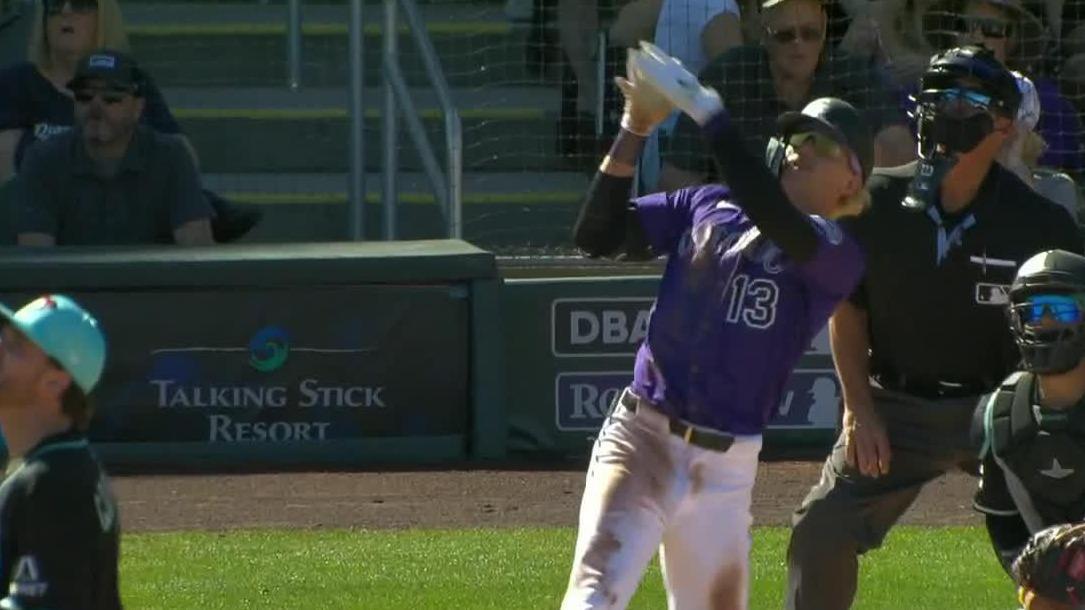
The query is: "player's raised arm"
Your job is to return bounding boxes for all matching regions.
[630,42,871,264]
[571,51,672,259]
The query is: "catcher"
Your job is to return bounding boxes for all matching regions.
[974,249,1085,610]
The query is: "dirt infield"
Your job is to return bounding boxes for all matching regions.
[114,460,980,533]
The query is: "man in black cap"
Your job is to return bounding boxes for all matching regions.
[13,49,214,246]
[785,45,1084,610]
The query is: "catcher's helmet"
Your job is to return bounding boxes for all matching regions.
[1009,250,1085,374]
[918,45,1021,117]
[766,97,874,181]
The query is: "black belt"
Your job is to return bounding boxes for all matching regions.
[619,391,735,453]
[876,374,990,399]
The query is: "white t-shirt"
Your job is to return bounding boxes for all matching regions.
[653,0,741,77]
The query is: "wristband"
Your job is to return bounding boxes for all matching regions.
[620,115,652,137]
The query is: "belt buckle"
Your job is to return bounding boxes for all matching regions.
[683,426,694,443]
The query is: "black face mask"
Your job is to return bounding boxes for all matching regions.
[902,104,996,210]
[917,109,995,157]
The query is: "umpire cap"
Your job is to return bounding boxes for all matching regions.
[776,97,874,181]
[919,45,1021,116]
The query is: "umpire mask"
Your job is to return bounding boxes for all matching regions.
[1009,251,1085,375]
[916,96,996,157]
[902,96,996,211]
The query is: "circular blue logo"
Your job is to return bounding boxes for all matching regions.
[249,326,290,372]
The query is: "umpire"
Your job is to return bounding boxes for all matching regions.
[785,46,1084,610]
[0,295,119,609]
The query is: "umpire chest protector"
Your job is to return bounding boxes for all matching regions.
[986,372,1085,531]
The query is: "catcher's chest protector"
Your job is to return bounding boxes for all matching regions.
[988,372,1085,530]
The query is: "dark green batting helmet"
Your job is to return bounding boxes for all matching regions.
[771,97,875,181]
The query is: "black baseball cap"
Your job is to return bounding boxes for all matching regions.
[776,97,874,181]
[67,49,144,95]
[919,45,1021,116]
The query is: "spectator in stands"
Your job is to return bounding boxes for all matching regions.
[610,0,743,71]
[660,0,914,190]
[0,0,258,241]
[1001,71,1081,218]
[13,50,214,246]
[948,0,1084,177]
[0,0,168,181]
[1051,0,1085,55]
[609,0,745,190]
[556,0,603,160]
[559,0,743,158]
[837,0,940,87]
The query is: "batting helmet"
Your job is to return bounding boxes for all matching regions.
[1009,250,1085,375]
[767,97,874,182]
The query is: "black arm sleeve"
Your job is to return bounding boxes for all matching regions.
[702,113,820,263]
[986,513,1032,576]
[572,172,652,260]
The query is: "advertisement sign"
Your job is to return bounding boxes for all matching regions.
[552,366,841,434]
[38,287,471,445]
[504,277,844,456]
[551,298,654,357]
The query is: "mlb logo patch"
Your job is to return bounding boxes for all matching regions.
[88,55,116,69]
[975,283,1010,306]
[770,370,841,429]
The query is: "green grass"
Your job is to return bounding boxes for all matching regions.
[121,526,1013,609]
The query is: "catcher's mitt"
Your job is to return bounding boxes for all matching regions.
[1013,523,1085,609]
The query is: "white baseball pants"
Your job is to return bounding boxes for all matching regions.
[560,396,762,610]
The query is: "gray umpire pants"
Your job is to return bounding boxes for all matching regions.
[785,386,980,610]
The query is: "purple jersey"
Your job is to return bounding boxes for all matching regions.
[629,184,864,434]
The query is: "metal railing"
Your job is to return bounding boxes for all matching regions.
[348,0,366,239]
[380,0,463,239]
[286,0,302,91]
[285,0,462,239]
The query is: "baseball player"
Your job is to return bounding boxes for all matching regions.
[973,250,1085,610]
[0,295,119,609]
[562,42,871,610]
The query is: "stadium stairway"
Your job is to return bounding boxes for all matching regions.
[124,0,591,250]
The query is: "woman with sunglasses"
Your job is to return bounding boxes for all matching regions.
[956,0,1083,179]
[0,0,259,241]
[562,41,870,610]
[972,248,1085,610]
[0,0,181,184]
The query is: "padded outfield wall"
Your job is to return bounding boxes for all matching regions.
[0,241,504,467]
[0,243,837,467]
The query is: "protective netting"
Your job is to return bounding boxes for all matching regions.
[115,0,1083,252]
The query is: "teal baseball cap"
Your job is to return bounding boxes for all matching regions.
[0,295,106,394]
